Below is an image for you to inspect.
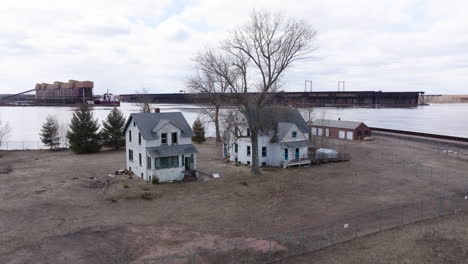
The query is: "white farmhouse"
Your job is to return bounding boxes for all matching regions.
[223,106,313,168]
[124,112,198,182]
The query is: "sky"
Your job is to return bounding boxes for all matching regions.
[0,0,467,95]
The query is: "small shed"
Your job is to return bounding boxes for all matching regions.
[311,119,372,141]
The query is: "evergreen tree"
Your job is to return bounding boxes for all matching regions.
[101,107,126,150]
[40,116,60,149]
[66,105,101,153]
[192,117,206,143]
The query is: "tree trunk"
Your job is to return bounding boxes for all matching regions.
[214,106,221,142]
[250,129,260,174]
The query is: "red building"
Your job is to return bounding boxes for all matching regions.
[311,119,372,141]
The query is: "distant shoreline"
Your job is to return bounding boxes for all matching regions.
[424,94,468,104]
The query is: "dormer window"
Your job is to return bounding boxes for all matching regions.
[292,131,297,138]
[161,133,167,144]
[172,132,178,145]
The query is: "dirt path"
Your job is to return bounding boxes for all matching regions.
[0,136,467,263]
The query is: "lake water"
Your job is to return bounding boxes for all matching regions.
[1,103,467,149]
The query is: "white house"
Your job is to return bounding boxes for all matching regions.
[223,106,313,168]
[124,112,198,182]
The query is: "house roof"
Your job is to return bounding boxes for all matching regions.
[146,144,199,158]
[282,140,314,148]
[244,106,309,134]
[124,112,194,140]
[312,119,365,130]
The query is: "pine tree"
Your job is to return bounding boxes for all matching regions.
[66,105,101,153]
[192,117,206,143]
[101,107,126,150]
[40,116,60,149]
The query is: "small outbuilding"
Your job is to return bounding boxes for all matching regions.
[311,119,372,141]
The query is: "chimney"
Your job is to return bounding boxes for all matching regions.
[154,108,160,113]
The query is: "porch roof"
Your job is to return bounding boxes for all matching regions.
[281,140,314,149]
[147,144,199,158]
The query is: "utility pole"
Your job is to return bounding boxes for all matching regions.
[304,80,313,92]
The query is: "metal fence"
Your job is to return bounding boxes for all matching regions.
[147,192,468,264]
[0,140,68,150]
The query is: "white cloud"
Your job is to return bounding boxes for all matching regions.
[0,0,467,95]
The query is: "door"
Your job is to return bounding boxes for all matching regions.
[295,148,300,160]
[338,130,346,139]
[346,131,353,140]
[184,156,191,170]
[284,148,289,160]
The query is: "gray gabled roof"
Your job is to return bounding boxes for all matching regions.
[124,112,194,140]
[244,106,309,134]
[147,144,199,158]
[312,119,365,130]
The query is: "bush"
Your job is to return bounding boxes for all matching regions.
[141,192,152,200]
[152,176,159,185]
[123,184,129,189]
[192,117,206,143]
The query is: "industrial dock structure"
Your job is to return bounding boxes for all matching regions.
[120,91,423,107]
[35,80,94,105]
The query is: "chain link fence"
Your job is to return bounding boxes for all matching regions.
[0,140,68,150]
[146,192,468,264]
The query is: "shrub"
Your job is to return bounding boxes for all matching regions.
[192,117,206,143]
[141,192,152,200]
[123,184,129,189]
[152,176,159,185]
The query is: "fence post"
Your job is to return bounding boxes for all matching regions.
[379,209,382,232]
[420,200,424,220]
[439,197,443,216]
[192,252,197,264]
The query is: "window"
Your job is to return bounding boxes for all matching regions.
[128,149,133,161]
[129,166,131,171]
[133,121,136,127]
[262,146,267,157]
[235,143,238,153]
[139,153,142,166]
[247,145,251,156]
[172,132,178,145]
[129,130,132,142]
[147,157,151,169]
[312,127,317,135]
[156,156,179,169]
[292,131,297,138]
[246,128,250,136]
[318,128,323,136]
[326,128,330,137]
[161,133,167,144]
[138,133,141,145]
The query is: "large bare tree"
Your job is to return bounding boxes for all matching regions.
[187,71,229,142]
[195,11,317,174]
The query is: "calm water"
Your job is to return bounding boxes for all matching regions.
[1,103,467,149]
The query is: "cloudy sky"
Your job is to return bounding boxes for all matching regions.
[0,0,467,95]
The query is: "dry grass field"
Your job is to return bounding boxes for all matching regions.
[0,135,467,263]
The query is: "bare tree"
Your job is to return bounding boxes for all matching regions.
[136,88,152,113]
[195,11,317,174]
[0,119,11,148]
[187,71,229,142]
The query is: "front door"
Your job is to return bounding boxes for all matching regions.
[284,148,289,160]
[295,148,300,160]
[184,156,191,171]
